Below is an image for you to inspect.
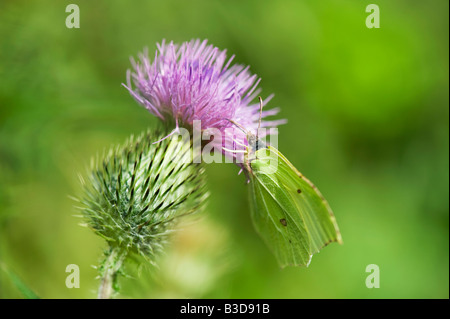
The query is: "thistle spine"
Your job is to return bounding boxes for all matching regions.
[77,129,208,298]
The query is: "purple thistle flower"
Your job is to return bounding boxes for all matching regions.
[124,39,286,163]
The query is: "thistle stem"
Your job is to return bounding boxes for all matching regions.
[97,247,127,299]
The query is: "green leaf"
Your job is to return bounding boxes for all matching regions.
[0,261,40,299]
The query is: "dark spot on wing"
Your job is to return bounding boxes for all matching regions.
[280,218,287,226]
[297,189,302,194]
[321,239,338,249]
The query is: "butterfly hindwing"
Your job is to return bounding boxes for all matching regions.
[249,145,342,267]
[249,173,313,267]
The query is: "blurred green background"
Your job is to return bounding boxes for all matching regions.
[0,0,448,299]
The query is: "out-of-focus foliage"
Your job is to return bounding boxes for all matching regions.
[0,0,448,298]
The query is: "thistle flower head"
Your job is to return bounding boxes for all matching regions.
[77,130,208,261]
[124,39,286,161]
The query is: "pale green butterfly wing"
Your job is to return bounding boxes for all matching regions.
[272,146,342,253]
[249,173,313,266]
[249,145,342,267]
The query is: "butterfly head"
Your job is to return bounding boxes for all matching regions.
[226,97,266,156]
[247,131,266,153]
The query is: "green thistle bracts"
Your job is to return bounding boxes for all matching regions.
[79,130,208,261]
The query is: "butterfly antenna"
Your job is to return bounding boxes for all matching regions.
[256,96,264,140]
[258,96,263,131]
[226,119,248,135]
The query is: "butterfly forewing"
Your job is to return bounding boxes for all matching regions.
[249,145,342,267]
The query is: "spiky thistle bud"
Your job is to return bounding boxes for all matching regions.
[76,130,208,298]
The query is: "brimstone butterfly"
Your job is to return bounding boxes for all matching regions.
[229,98,343,268]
